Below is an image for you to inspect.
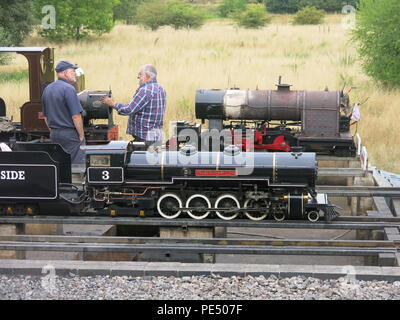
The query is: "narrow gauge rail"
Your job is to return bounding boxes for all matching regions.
[316,186,400,197]
[0,236,397,257]
[0,216,399,229]
[0,234,397,247]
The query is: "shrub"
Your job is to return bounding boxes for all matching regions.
[218,0,247,17]
[166,0,205,30]
[292,6,325,25]
[234,4,271,29]
[352,0,400,88]
[135,0,169,30]
[136,0,204,31]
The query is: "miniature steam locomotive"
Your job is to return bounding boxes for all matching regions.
[85,141,337,221]
[169,80,356,157]
[0,141,338,222]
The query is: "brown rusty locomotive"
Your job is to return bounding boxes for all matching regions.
[170,79,356,157]
[0,47,118,144]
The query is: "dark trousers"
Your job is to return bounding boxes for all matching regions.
[50,128,85,164]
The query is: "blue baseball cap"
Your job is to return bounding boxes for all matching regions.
[55,61,79,73]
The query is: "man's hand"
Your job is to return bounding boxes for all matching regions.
[101,96,116,108]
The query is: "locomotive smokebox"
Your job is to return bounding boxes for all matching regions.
[77,90,117,143]
[78,90,112,121]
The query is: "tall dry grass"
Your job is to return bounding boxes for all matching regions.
[0,18,399,172]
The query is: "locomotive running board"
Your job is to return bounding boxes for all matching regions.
[122,176,307,188]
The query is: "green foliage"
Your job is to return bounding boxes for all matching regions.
[352,0,400,87]
[217,0,247,17]
[234,4,271,28]
[0,27,13,65]
[166,0,205,29]
[33,0,120,41]
[266,0,358,13]
[135,0,169,30]
[0,0,35,45]
[265,0,299,13]
[298,0,358,12]
[136,0,205,31]
[113,0,143,24]
[292,6,325,24]
[0,70,29,83]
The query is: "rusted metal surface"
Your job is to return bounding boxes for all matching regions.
[20,102,48,131]
[301,90,340,137]
[9,47,55,102]
[197,85,345,138]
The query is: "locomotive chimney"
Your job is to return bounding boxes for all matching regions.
[276,76,292,91]
[276,83,292,91]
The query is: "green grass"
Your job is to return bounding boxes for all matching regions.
[0,70,29,83]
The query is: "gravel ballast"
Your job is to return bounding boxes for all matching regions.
[1,274,400,300]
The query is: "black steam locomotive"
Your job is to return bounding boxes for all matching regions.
[0,141,338,222]
[169,79,356,157]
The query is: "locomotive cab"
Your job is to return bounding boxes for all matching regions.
[0,142,84,215]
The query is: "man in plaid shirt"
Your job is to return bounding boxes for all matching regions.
[102,64,166,143]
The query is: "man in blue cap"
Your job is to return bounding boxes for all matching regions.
[42,61,85,164]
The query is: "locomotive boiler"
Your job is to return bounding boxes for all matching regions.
[85,141,337,222]
[170,80,356,157]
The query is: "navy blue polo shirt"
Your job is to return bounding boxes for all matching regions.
[42,78,83,129]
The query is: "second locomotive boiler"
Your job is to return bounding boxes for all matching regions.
[171,80,356,157]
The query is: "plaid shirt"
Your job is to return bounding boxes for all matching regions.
[115,80,166,141]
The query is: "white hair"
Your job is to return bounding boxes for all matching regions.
[142,64,157,80]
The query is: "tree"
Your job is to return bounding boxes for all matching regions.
[265,0,300,13]
[352,0,400,87]
[113,0,143,24]
[234,4,272,28]
[0,0,35,45]
[0,27,12,65]
[33,0,120,41]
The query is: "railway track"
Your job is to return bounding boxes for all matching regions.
[316,186,400,197]
[0,216,399,229]
[1,184,398,264]
[0,234,398,257]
